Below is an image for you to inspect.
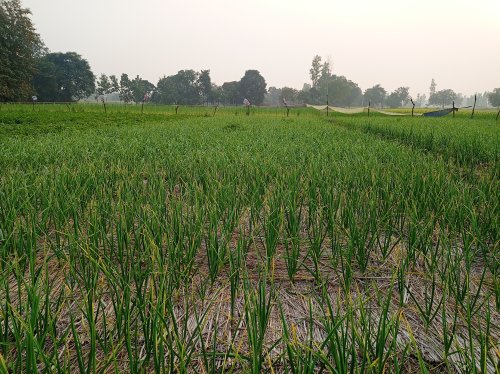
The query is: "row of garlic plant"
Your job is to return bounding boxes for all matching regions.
[0,112,498,372]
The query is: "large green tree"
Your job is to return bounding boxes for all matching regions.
[129,75,155,103]
[153,70,200,105]
[364,84,386,107]
[487,88,500,107]
[239,70,267,105]
[198,69,213,104]
[0,0,45,101]
[428,89,457,107]
[33,52,95,101]
[386,87,410,108]
[309,55,322,88]
[221,81,240,105]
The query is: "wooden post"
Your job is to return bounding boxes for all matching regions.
[326,94,329,117]
[471,94,477,119]
[410,98,415,117]
[175,105,179,115]
[496,108,500,121]
[141,101,144,114]
[213,105,218,117]
[368,100,371,117]
[452,101,455,118]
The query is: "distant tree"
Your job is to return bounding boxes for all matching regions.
[386,87,410,108]
[319,75,362,107]
[174,70,200,104]
[153,75,176,104]
[0,0,46,101]
[415,93,427,107]
[263,86,281,106]
[487,88,500,107]
[96,74,111,99]
[198,69,213,104]
[239,70,267,105]
[364,84,386,107]
[109,75,119,93]
[33,52,95,102]
[153,70,201,105]
[96,74,120,101]
[309,55,322,88]
[297,89,311,105]
[295,83,312,105]
[211,84,223,104]
[280,87,298,104]
[130,75,155,104]
[429,89,456,108]
[221,81,240,104]
[429,78,437,98]
[119,73,133,103]
[320,58,332,82]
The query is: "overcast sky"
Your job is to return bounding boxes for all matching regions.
[23,0,499,96]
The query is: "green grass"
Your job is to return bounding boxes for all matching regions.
[0,104,498,373]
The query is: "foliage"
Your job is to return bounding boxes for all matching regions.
[239,70,267,105]
[429,89,457,107]
[386,87,410,108]
[364,84,387,107]
[95,74,119,100]
[129,75,155,104]
[309,55,322,88]
[487,88,500,107]
[0,0,45,101]
[318,75,362,107]
[221,81,240,105]
[32,52,95,102]
[0,105,498,373]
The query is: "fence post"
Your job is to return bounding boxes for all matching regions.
[368,100,371,117]
[471,94,476,119]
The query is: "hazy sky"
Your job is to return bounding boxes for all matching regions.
[23,0,500,96]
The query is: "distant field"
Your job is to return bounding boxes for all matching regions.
[0,105,498,373]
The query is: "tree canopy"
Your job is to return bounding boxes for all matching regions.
[364,84,387,107]
[32,52,95,102]
[239,70,267,105]
[0,0,45,101]
[487,88,500,107]
[428,89,457,107]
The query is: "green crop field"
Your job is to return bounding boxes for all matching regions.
[0,105,498,373]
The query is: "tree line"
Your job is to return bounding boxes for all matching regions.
[95,69,267,106]
[2,0,500,108]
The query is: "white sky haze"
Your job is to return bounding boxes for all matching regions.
[23,0,500,96]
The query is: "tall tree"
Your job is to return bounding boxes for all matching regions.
[239,70,267,105]
[280,87,298,104]
[386,87,410,108]
[221,81,240,105]
[198,69,212,104]
[119,73,133,103]
[0,0,45,101]
[309,55,322,88]
[429,78,437,98]
[487,88,500,107]
[429,89,456,107]
[130,75,155,104]
[96,74,111,98]
[364,84,386,107]
[153,75,176,104]
[33,52,95,101]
